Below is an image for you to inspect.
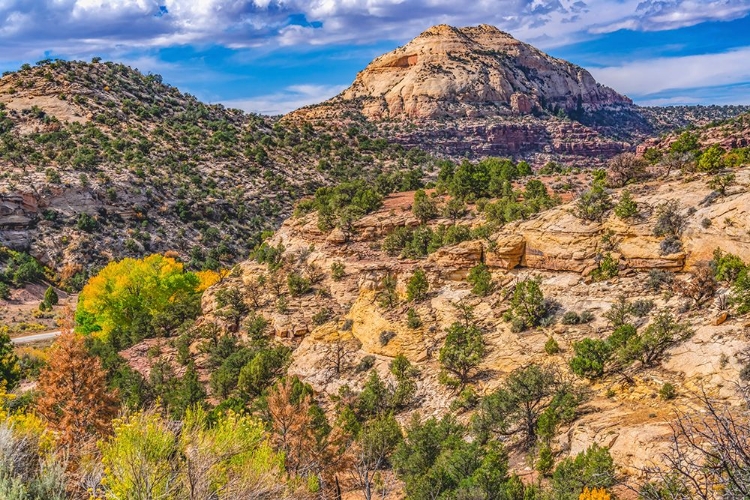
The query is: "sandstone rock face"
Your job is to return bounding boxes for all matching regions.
[289,24,645,162]
[486,234,525,269]
[390,116,630,163]
[427,240,483,280]
[338,24,631,121]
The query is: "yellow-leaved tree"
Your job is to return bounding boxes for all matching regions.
[98,407,298,499]
[75,254,201,346]
[195,268,230,292]
[579,487,611,500]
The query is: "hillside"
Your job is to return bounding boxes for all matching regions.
[0,59,432,287]
[135,148,749,495]
[640,110,750,155]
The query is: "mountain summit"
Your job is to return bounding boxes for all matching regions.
[297,24,631,121]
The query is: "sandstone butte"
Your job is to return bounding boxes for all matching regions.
[289,24,654,162]
[295,24,630,121]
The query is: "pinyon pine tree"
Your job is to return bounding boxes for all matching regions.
[36,312,119,448]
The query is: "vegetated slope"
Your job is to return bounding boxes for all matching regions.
[640,110,750,154]
[185,157,750,493]
[639,105,750,135]
[0,59,433,286]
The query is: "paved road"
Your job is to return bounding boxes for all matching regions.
[11,331,61,345]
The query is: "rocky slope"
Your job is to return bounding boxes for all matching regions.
[640,110,750,154]
[192,165,750,488]
[0,60,430,282]
[290,24,750,165]
[639,105,750,135]
[325,24,629,121]
[290,24,647,163]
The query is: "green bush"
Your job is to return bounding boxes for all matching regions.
[591,253,619,281]
[379,330,396,346]
[551,444,616,499]
[574,182,612,221]
[619,310,692,367]
[286,272,311,297]
[670,131,700,156]
[406,269,429,302]
[439,321,485,387]
[712,248,746,283]
[544,336,560,355]
[412,189,437,224]
[393,415,528,500]
[646,269,675,292]
[707,173,735,195]
[443,197,466,221]
[355,356,375,373]
[378,274,398,309]
[561,311,580,325]
[537,444,554,476]
[76,212,98,232]
[570,338,612,379]
[614,189,638,219]
[406,308,422,328]
[507,277,547,331]
[659,382,676,400]
[44,286,59,307]
[467,263,494,296]
[0,330,21,390]
[697,144,726,173]
[331,261,346,281]
[312,308,332,326]
[474,364,580,449]
[653,200,685,238]
[45,167,61,184]
[631,299,655,317]
[732,268,750,314]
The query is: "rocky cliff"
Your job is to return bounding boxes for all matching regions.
[289,25,750,164]
[304,24,631,121]
[289,24,656,163]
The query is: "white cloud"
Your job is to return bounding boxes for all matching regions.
[591,46,750,97]
[2,0,750,108]
[223,84,348,115]
[3,0,748,60]
[633,0,750,30]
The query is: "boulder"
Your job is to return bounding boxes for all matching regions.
[427,240,483,280]
[485,234,525,269]
[326,227,347,244]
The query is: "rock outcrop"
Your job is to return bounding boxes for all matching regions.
[305,24,631,121]
[289,24,654,162]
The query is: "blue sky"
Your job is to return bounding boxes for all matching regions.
[1,1,750,114]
